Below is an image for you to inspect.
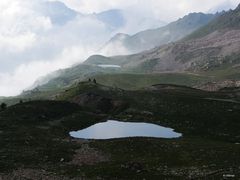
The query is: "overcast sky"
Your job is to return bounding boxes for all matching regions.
[0,0,239,96]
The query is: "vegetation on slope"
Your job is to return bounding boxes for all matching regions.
[92,73,208,90]
[1,82,240,179]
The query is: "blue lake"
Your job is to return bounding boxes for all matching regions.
[70,120,182,140]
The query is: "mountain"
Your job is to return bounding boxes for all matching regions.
[38,1,80,25]
[31,64,122,91]
[92,9,166,33]
[2,4,240,179]
[91,4,240,74]
[100,12,216,55]
[30,5,240,93]
[185,4,240,40]
[95,9,126,30]
[99,33,131,55]
[39,2,123,28]
[38,3,124,29]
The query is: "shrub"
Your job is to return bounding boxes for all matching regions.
[0,103,7,111]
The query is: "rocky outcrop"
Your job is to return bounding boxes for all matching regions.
[71,92,128,113]
[195,80,240,91]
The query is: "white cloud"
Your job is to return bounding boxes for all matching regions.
[0,44,99,96]
[59,0,239,22]
[55,0,136,13]
[0,0,113,96]
[0,32,36,53]
[0,0,51,53]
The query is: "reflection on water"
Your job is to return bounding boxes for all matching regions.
[70,120,182,140]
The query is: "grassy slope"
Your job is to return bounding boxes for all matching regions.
[91,69,240,90]
[38,64,122,91]
[57,82,240,141]
[92,73,208,90]
[0,101,104,173]
[2,68,239,107]
[202,66,240,79]
[0,89,62,107]
[1,83,240,179]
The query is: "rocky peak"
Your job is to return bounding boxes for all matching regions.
[111,33,130,41]
[236,3,240,10]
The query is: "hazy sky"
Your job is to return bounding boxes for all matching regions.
[0,0,239,96]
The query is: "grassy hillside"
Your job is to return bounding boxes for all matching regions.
[3,68,240,107]
[1,82,240,179]
[2,72,207,106]
[36,64,122,91]
[92,73,208,90]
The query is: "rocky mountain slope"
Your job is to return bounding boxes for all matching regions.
[28,4,240,93]
[90,4,240,73]
[195,80,240,91]
[100,13,216,55]
[185,4,240,40]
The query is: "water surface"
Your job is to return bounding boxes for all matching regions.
[70,120,182,140]
[98,64,121,68]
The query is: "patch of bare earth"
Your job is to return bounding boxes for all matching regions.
[0,169,86,180]
[69,142,110,166]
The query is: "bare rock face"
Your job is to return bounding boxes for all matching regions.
[138,29,240,72]
[0,169,77,180]
[69,143,109,166]
[195,80,240,91]
[71,92,128,113]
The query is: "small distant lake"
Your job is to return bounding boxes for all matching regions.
[70,120,182,140]
[98,64,121,68]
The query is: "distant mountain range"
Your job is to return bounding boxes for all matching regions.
[100,12,216,55]
[38,1,80,26]
[38,1,125,30]
[39,1,165,33]
[91,4,240,73]
[30,4,240,92]
[94,9,125,30]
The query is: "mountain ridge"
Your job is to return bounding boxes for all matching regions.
[100,12,216,55]
[29,4,240,93]
[185,4,240,40]
[95,4,240,73]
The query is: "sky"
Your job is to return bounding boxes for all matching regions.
[0,0,239,96]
